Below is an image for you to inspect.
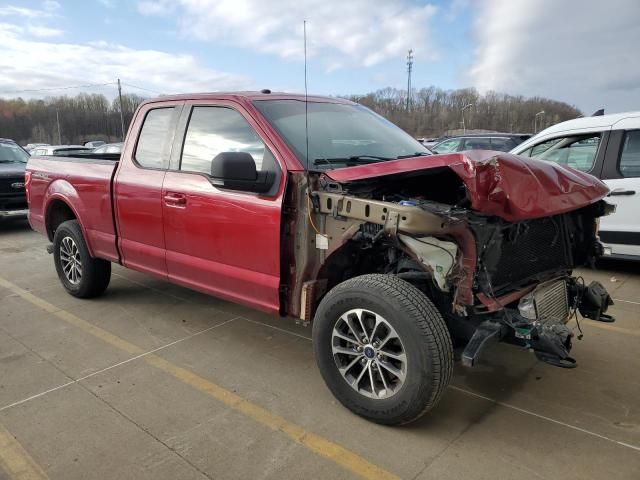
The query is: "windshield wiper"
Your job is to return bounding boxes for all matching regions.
[395,152,431,159]
[312,155,391,166]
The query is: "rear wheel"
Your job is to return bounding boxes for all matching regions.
[53,220,111,298]
[313,274,453,425]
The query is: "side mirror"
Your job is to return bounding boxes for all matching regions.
[210,152,274,194]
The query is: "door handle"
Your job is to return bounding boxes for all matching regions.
[163,192,187,205]
[608,189,636,196]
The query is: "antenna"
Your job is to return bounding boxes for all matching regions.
[304,20,309,170]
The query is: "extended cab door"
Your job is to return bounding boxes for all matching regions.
[114,102,182,278]
[600,128,640,258]
[161,102,285,313]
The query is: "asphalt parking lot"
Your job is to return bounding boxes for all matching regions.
[0,217,638,480]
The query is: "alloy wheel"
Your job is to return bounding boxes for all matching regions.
[331,308,407,399]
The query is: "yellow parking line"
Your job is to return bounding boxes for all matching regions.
[0,277,399,480]
[0,423,49,480]
[584,320,640,337]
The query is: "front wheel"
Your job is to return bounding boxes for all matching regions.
[312,274,453,425]
[53,220,111,298]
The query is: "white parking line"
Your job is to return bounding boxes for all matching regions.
[243,317,640,453]
[449,386,640,452]
[614,298,640,306]
[0,317,238,413]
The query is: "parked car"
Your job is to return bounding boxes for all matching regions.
[31,145,94,156]
[431,133,531,154]
[26,92,614,425]
[418,137,441,149]
[0,138,29,219]
[91,142,123,154]
[23,143,49,154]
[84,140,106,148]
[511,111,640,260]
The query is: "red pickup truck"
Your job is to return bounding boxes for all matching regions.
[26,92,615,425]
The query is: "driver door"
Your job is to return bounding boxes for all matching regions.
[161,102,285,313]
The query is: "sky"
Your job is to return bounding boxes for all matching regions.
[0,0,638,114]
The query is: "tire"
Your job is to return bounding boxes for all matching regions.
[53,220,111,298]
[313,274,453,425]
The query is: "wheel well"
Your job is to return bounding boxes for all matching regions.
[317,243,383,295]
[46,200,76,241]
[311,240,439,318]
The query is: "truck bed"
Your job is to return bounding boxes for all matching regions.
[27,155,120,262]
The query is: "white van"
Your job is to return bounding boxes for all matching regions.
[511,112,640,259]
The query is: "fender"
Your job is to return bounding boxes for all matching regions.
[43,179,96,257]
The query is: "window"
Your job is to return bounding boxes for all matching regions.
[490,137,516,152]
[433,138,461,153]
[619,130,640,178]
[462,138,492,150]
[135,107,175,169]
[0,142,29,163]
[523,134,600,172]
[181,106,272,175]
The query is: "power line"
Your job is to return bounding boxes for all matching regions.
[0,82,117,95]
[121,82,163,95]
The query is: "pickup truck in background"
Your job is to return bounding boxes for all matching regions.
[26,92,615,425]
[0,138,29,219]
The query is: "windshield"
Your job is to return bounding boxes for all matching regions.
[0,142,29,163]
[253,100,429,169]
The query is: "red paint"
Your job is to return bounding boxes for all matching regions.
[26,158,119,261]
[476,285,537,313]
[325,151,610,221]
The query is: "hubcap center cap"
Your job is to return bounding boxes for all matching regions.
[363,345,376,359]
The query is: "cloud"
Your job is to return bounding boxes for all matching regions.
[136,0,439,69]
[467,0,640,113]
[0,1,63,39]
[0,6,50,18]
[137,0,173,16]
[26,24,63,37]
[0,23,250,98]
[43,0,61,11]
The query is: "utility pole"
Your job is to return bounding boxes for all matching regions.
[534,110,545,133]
[462,103,473,135]
[117,78,125,141]
[56,109,61,144]
[406,49,413,111]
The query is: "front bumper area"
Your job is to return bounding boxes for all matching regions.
[462,277,614,369]
[0,208,28,218]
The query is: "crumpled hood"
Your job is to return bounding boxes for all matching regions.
[324,151,610,222]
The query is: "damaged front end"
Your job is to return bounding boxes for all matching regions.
[288,151,616,369]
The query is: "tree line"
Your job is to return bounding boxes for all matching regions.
[0,86,582,145]
[0,93,146,145]
[348,87,582,137]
